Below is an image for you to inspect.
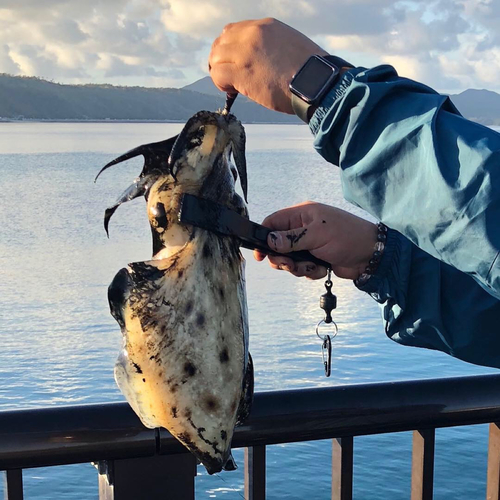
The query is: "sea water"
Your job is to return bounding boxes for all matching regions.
[0,122,496,500]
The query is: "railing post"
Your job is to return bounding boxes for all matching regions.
[331,437,353,500]
[4,470,23,500]
[411,429,435,500]
[245,446,266,500]
[97,453,197,500]
[487,423,500,500]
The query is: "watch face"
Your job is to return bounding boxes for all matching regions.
[290,56,338,103]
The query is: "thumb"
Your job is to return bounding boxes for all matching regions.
[267,226,316,254]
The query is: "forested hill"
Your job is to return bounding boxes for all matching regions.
[0,74,297,123]
[448,88,500,126]
[1,73,500,125]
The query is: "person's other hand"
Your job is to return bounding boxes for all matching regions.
[209,18,327,114]
[254,202,378,280]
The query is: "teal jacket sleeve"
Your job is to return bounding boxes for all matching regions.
[309,65,500,368]
[358,228,500,368]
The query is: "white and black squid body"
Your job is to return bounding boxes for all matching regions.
[96,110,253,474]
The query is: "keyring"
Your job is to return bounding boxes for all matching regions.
[316,319,338,341]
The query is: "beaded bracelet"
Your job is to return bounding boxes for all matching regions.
[354,222,388,288]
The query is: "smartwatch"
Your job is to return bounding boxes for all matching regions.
[289,55,347,123]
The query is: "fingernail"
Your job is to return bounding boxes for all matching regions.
[278,263,294,272]
[268,232,282,250]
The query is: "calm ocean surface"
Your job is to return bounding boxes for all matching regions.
[0,122,497,500]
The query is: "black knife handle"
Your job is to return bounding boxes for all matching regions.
[247,224,331,268]
[240,241,331,269]
[178,193,331,268]
[288,250,331,269]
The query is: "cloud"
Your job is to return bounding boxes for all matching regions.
[0,0,499,92]
[158,0,395,38]
[100,54,185,79]
[321,1,489,91]
[0,44,20,75]
[39,19,89,44]
[10,43,89,78]
[0,1,203,87]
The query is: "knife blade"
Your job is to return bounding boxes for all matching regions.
[178,193,330,269]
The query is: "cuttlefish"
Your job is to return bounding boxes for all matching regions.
[96,110,253,474]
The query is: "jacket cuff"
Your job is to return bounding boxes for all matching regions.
[355,228,411,311]
[309,67,365,137]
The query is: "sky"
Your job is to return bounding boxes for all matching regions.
[1,0,499,94]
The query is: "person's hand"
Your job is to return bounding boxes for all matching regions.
[209,18,328,114]
[254,202,378,280]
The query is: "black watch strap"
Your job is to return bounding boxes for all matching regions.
[323,55,353,69]
[291,55,354,124]
[291,92,311,124]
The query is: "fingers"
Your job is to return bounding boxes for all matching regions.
[209,42,238,94]
[254,251,327,280]
[209,22,256,94]
[304,265,328,280]
[253,249,267,261]
[259,203,321,254]
[267,225,321,254]
[209,63,237,94]
[268,256,327,279]
[268,256,295,272]
[261,202,315,231]
[289,262,327,279]
[253,202,332,279]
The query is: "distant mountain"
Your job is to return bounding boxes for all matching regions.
[1,72,499,125]
[182,76,222,97]
[180,78,500,126]
[0,73,298,123]
[449,89,500,126]
[183,77,265,106]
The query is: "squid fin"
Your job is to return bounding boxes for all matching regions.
[236,353,254,426]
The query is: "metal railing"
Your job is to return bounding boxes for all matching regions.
[2,374,500,499]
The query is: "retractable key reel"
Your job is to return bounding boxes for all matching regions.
[316,268,337,377]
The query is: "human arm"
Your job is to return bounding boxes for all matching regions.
[310,64,500,300]
[210,18,341,114]
[364,228,500,369]
[210,18,500,299]
[210,18,500,367]
[259,203,500,369]
[253,201,378,280]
